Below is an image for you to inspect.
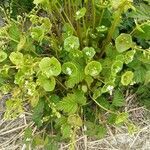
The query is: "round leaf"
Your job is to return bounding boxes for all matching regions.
[124,50,136,64]
[0,51,7,62]
[64,36,80,52]
[121,71,134,86]
[62,62,78,76]
[9,52,24,66]
[37,74,56,91]
[62,23,74,38]
[67,115,82,127]
[75,7,87,20]
[85,61,102,76]
[115,33,132,53]
[31,26,44,42]
[111,60,123,74]
[39,57,61,77]
[69,49,83,58]
[82,47,96,59]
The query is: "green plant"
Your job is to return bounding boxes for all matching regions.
[0,0,150,149]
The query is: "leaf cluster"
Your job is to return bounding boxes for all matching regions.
[0,0,149,148]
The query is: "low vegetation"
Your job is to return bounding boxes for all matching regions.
[0,0,149,149]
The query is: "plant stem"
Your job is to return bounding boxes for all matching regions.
[56,2,77,36]
[70,127,76,150]
[99,0,130,57]
[56,78,67,90]
[100,10,122,57]
[130,21,148,35]
[54,4,66,24]
[89,94,117,114]
[92,0,96,28]
[99,9,105,26]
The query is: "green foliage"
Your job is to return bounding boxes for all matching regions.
[0,0,149,148]
[0,51,7,62]
[57,90,86,114]
[39,57,61,78]
[85,61,102,77]
[75,7,87,20]
[85,121,107,139]
[64,36,80,52]
[37,74,56,92]
[121,71,134,86]
[112,90,125,107]
[115,34,133,53]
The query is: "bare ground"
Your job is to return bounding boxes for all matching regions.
[0,93,150,150]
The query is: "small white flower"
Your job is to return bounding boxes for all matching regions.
[26,138,31,142]
[66,67,72,75]
[83,125,87,131]
[25,81,28,85]
[91,70,98,76]
[69,44,75,49]
[91,67,99,76]
[115,67,121,73]
[85,51,91,56]
[107,85,114,95]
[101,25,105,28]
[27,89,33,96]
[19,114,25,118]
[76,11,80,16]
[107,85,114,91]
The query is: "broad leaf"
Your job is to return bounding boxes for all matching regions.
[64,36,80,52]
[124,50,135,64]
[112,90,125,107]
[57,91,86,114]
[57,94,78,114]
[115,33,132,53]
[93,87,102,99]
[31,26,44,42]
[115,112,128,124]
[85,61,102,76]
[0,51,7,62]
[61,124,72,139]
[75,7,87,20]
[32,99,44,127]
[62,62,78,76]
[111,60,123,74]
[67,115,82,127]
[37,74,56,91]
[85,121,106,139]
[62,23,74,39]
[121,71,134,86]
[39,57,61,78]
[9,52,24,67]
[82,47,96,60]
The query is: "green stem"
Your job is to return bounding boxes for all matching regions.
[99,9,105,26]
[89,94,117,114]
[68,0,72,21]
[130,21,148,35]
[100,10,122,57]
[69,127,76,150]
[56,78,67,90]
[56,2,77,36]
[99,1,130,57]
[54,4,66,24]
[92,0,96,28]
